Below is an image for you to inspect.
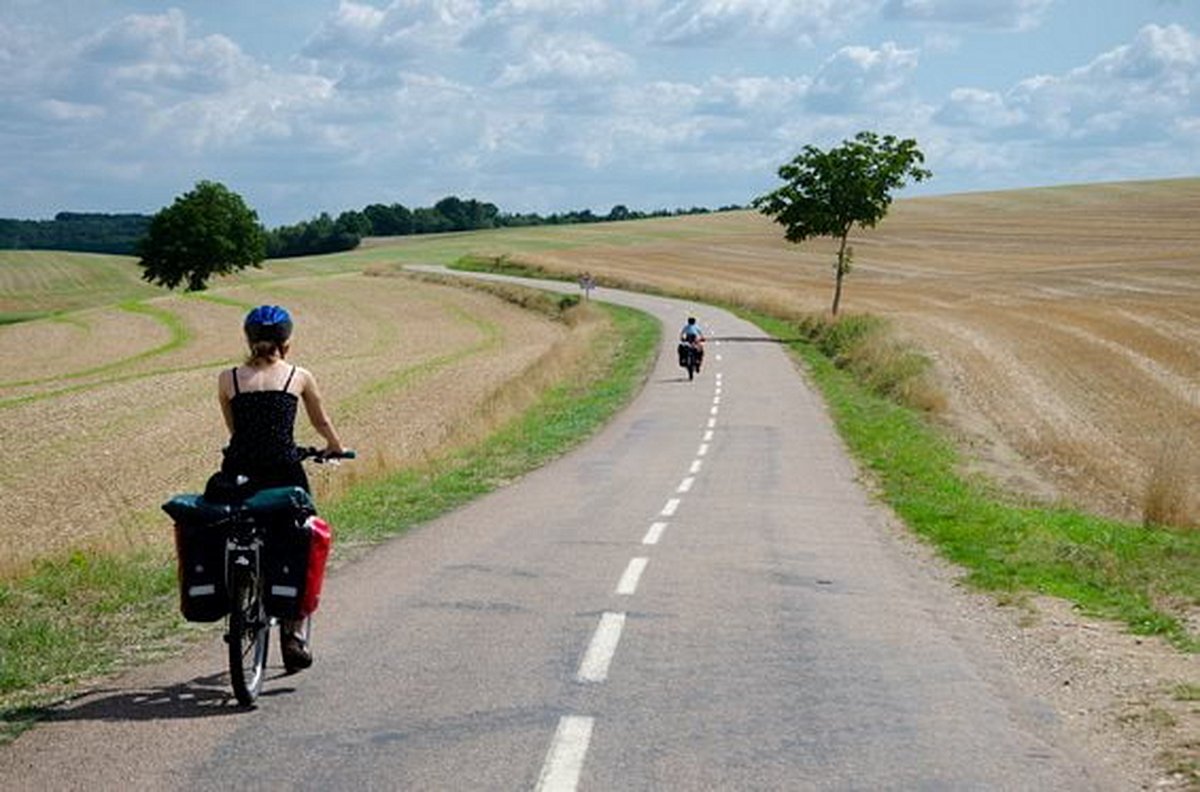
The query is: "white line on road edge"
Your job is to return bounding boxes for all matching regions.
[661,498,681,516]
[616,557,649,595]
[536,716,594,792]
[703,430,713,442]
[643,522,667,545]
[689,459,702,474]
[677,477,695,493]
[698,443,709,456]
[578,612,626,682]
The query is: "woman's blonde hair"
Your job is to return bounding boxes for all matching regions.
[246,338,289,364]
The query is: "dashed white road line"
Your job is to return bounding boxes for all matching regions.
[643,522,667,545]
[616,557,649,595]
[535,716,594,792]
[578,612,626,683]
[541,363,731,789]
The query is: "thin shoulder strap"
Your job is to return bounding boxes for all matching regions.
[231,367,241,395]
[281,365,298,392]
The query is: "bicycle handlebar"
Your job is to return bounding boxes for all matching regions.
[297,446,357,462]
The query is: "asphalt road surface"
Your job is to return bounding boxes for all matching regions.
[2,273,1112,790]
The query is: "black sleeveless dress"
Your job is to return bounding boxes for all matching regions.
[222,365,310,493]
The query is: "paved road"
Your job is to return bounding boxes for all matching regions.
[2,274,1110,790]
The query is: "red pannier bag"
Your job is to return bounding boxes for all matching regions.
[264,515,332,619]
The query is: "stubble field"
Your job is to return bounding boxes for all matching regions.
[0,263,585,577]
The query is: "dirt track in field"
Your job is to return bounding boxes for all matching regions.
[512,179,1200,525]
[0,272,572,576]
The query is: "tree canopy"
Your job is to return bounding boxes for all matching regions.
[138,181,267,291]
[753,131,931,315]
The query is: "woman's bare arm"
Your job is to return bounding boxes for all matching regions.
[217,369,235,434]
[298,368,345,452]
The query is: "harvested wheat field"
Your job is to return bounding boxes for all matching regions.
[505,178,1200,524]
[0,268,586,577]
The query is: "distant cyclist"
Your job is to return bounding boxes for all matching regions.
[217,304,346,670]
[679,316,706,371]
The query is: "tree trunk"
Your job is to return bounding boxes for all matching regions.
[831,231,850,316]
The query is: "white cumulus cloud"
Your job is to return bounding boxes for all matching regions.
[649,0,877,46]
[808,42,920,112]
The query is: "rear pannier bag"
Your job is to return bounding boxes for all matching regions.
[162,494,232,622]
[263,515,332,620]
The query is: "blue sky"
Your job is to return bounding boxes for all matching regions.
[1,0,1197,226]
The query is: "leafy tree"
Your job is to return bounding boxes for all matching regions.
[335,209,371,238]
[607,204,631,222]
[753,131,931,315]
[138,181,267,291]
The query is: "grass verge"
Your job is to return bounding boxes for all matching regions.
[0,300,659,743]
[746,309,1199,652]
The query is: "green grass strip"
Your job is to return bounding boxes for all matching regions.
[744,310,1199,652]
[0,549,181,739]
[0,300,192,395]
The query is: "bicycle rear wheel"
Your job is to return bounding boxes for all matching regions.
[227,567,270,706]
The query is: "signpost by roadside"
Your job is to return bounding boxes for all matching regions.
[579,272,596,300]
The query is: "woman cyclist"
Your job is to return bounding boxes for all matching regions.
[218,304,346,670]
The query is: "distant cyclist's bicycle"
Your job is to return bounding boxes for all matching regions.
[164,447,354,707]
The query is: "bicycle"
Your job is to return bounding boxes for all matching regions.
[164,446,355,707]
[678,339,703,381]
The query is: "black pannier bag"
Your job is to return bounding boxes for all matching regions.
[162,494,233,622]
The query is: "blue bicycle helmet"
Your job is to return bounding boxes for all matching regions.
[244,305,293,343]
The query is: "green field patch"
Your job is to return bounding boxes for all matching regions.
[0,251,160,317]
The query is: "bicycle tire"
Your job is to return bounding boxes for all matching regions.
[228,567,270,706]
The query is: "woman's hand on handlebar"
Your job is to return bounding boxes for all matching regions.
[297,446,357,462]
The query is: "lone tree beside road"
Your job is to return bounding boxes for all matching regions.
[753,131,931,315]
[138,180,267,291]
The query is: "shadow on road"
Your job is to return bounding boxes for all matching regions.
[708,335,804,344]
[3,670,300,727]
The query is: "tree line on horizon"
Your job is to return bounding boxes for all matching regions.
[0,197,740,259]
